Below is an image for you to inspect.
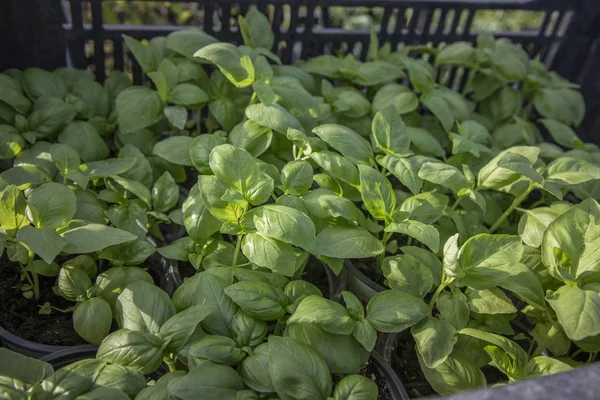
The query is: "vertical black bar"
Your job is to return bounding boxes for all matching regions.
[539,11,563,61]
[390,7,406,49]
[531,10,552,57]
[90,0,105,82]
[68,0,87,69]
[461,8,475,37]
[204,1,214,34]
[322,6,330,28]
[113,39,124,71]
[222,2,232,32]
[379,6,393,43]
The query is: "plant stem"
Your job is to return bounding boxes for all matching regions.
[196,107,202,135]
[527,339,537,357]
[274,318,283,336]
[248,92,257,107]
[571,349,585,359]
[164,357,177,372]
[428,272,449,316]
[27,251,39,301]
[588,352,597,364]
[18,264,35,293]
[232,235,244,267]
[376,230,392,269]
[489,184,535,234]
[451,195,464,211]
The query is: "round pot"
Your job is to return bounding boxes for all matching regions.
[39,345,99,368]
[0,325,76,359]
[342,259,385,302]
[371,350,410,400]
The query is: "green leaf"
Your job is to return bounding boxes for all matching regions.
[314,226,384,259]
[497,151,543,184]
[534,88,585,127]
[437,291,470,330]
[499,263,546,311]
[189,133,227,174]
[116,87,163,134]
[245,103,303,134]
[99,241,156,267]
[532,322,570,356]
[313,124,373,165]
[541,199,600,283]
[435,42,475,67]
[0,185,29,236]
[165,28,218,59]
[23,68,67,100]
[377,155,422,195]
[122,35,158,73]
[418,353,486,395]
[60,224,137,253]
[457,234,524,289]
[116,280,175,335]
[107,201,148,240]
[546,157,600,185]
[16,226,66,264]
[57,121,109,163]
[159,305,212,353]
[285,324,369,374]
[288,295,354,335]
[197,175,245,223]
[0,348,53,385]
[372,84,419,115]
[268,336,332,400]
[524,356,573,378]
[310,151,360,188]
[112,176,152,208]
[194,43,255,88]
[366,290,428,332]
[301,189,362,223]
[97,329,164,374]
[239,8,275,49]
[164,105,187,130]
[372,105,411,156]
[400,192,448,224]
[518,204,572,248]
[402,245,443,285]
[540,118,584,150]
[225,281,287,321]
[412,317,457,369]
[477,146,540,190]
[421,90,454,132]
[182,184,221,244]
[73,298,112,344]
[382,255,433,297]
[547,285,600,341]
[57,264,92,301]
[26,182,76,229]
[153,136,193,166]
[152,172,178,213]
[157,237,194,261]
[209,144,274,205]
[332,374,378,400]
[229,120,273,158]
[188,335,246,367]
[419,162,471,193]
[281,160,313,195]
[358,165,396,222]
[385,220,440,253]
[465,287,517,314]
[251,205,315,251]
[459,327,529,368]
[169,362,244,398]
[168,83,209,108]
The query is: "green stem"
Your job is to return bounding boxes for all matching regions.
[274,318,283,336]
[376,230,392,269]
[527,339,537,357]
[428,279,449,316]
[588,352,597,364]
[489,184,535,234]
[232,234,244,267]
[18,263,35,293]
[248,92,257,107]
[451,195,464,212]
[572,349,585,359]
[164,357,177,372]
[196,107,202,135]
[27,251,39,301]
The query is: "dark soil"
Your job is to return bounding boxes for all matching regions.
[0,261,86,346]
[302,259,334,299]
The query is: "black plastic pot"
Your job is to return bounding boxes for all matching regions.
[0,325,75,359]
[146,236,182,297]
[341,259,386,302]
[39,345,99,368]
[371,350,410,400]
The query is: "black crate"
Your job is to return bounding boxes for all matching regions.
[0,0,599,140]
